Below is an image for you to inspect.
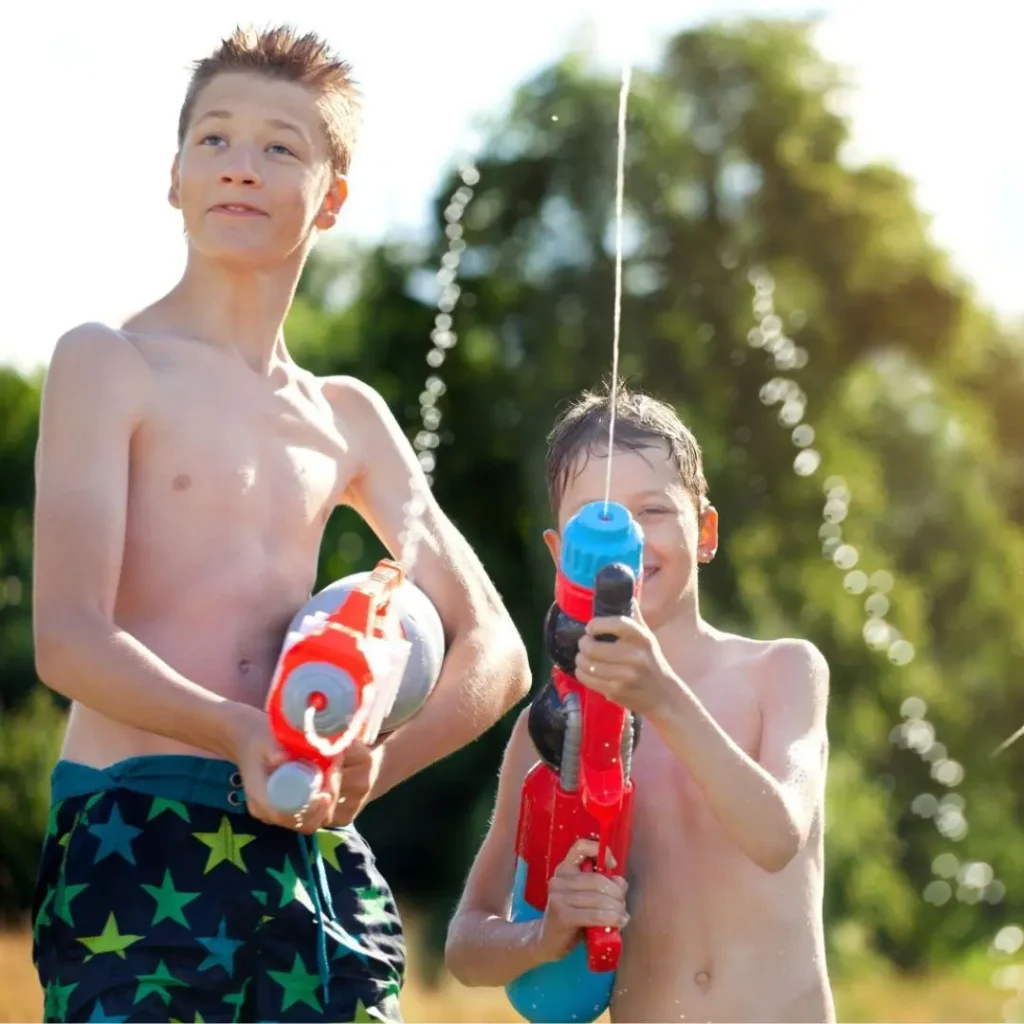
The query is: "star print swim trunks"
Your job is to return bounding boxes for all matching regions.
[30,756,406,1023]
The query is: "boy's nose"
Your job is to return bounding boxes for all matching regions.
[219,167,261,187]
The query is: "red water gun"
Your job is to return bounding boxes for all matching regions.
[510,500,644,975]
[265,559,411,815]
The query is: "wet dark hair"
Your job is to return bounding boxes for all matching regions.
[545,378,708,514]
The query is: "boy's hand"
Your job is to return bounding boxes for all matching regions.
[535,839,629,964]
[223,703,343,835]
[330,741,383,826]
[575,605,681,718]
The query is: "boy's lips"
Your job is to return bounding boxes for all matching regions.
[210,202,268,217]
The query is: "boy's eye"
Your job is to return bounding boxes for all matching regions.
[639,507,670,517]
[268,143,296,157]
[199,134,225,147]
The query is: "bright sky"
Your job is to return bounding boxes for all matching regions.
[3,0,1021,374]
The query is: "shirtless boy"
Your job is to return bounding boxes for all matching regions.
[30,25,528,1024]
[445,384,835,1023]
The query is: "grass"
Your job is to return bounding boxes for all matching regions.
[0,922,1013,1023]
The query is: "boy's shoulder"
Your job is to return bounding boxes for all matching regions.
[714,631,829,697]
[45,321,152,397]
[316,373,411,456]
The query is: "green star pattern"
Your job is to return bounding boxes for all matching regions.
[43,978,78,1020]
[192,816,255,874]
[133,960,188,1007]
[266,856,312,910]
[268,953,323,1013]
[354,886,393,926]
[316,830,347,871]
[141,869,200,926]
[54,880,88,927]
[77,913,144,961]
[147,797,190,823]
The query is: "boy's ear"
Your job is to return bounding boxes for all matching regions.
[168,154,181,210]
[315,176,349,230]
[542,529,561,569]
[697,504,719,563]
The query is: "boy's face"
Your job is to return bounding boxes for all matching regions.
[544,443,718,630]
[170,72,347,267]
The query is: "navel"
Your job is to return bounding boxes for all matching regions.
[238,659,252,676]
[694,969,711,989]
[172,473,192,492]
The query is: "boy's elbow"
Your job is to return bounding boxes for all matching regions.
[33,607,102,695]
[493,616,531,709]
[443,920,480,988]
[759,819,803,874]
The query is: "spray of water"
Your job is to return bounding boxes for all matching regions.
[603,65,633,515]
[396,162,480,574]
[747,268,1024,1019]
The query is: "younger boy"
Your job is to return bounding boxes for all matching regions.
[445,384,835,1023]
[31,25,528,1024]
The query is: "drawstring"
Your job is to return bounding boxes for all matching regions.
[298,833,332,1004]
[231,783,333,1003]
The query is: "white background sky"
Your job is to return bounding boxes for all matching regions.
[3,0,1021,374]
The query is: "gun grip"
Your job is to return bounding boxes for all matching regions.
[593,563,635,642]
[581,856,622,972]
[585,923,622,973]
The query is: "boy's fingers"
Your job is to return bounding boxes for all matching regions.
[585,615,641,640]
[555,838,601,874]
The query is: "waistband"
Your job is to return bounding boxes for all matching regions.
[51,755,246,813]
[50,754,342,1001]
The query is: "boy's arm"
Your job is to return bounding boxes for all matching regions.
[445,709,550,986]
[326,376,530,799]
[652,639,829,873]
[32,325,252,758]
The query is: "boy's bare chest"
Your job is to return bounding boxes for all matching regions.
[631,675,761,828]
[131,365,353,528]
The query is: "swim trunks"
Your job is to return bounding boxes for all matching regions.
[30,755,406,1023]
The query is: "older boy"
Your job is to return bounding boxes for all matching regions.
[30,25,528,1023]
[445,384,834,1023]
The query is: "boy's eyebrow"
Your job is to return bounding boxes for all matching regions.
[194,110,308,141]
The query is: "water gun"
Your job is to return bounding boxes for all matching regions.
[265,558,444,815]
[506,501,644,1024]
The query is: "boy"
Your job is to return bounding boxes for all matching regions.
[30,24,529,1024]
[445,384,835,1023]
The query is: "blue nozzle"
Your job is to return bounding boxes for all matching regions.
[560,501,643,590]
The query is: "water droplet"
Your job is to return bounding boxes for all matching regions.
[823,499,848,523]
[923,880,952,905]
[961,862,994,889]
[819,523,842,542]
[863,618,891,648]
[902,696,927,719]
[986,880,1007,904]
[933,759,965,787]
[870,570,895,594]
[933,852,959,877]
[792,424,815,447]
[833,544,859,570]
[794,450,821,476]
[823,475,847,494]
[865,593,890,618]
[912,793,939,817]
[994,926,1024,956]
[844,571,868,594]
[888,640,915,666]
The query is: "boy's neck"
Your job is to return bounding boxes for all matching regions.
[160,247,307,374]
[653,596,719,679]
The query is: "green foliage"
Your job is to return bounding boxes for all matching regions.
[2,16,1023,982]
